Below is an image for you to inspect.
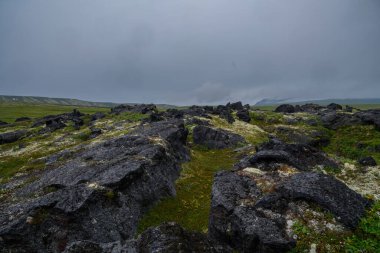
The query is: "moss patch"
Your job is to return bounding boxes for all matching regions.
[138,147,237,233]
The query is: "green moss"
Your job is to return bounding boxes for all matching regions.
[111,112,148,122]
[324,125,380,163]
[138,147,237,233]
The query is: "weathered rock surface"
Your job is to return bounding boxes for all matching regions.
[236,139,338,171]
[236,109,251,122]
[273,126,330,147]
[0,129,28,145]
[209,171,296,252]
[193,125,245,149]
[110,104,156,115]
[327,103,343,110]
[0,120,189,252]
[209,169,371,252]
[91,112,106,121]
[274,104,295,113]
[32,110,85,133]
[64,223,230,253]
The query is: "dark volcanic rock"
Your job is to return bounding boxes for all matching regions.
[209,171,295,252]
[215,105,234,124]
[358,156,377,166]
[65,223,230,253]
[274,126,330,147]
[193,125,245,149]
[274,104,295,113]
[91,112,106,121]
[240,139,338,171]
[209,170,371,252]
[110,104,156,115]
[236,109,251,122]
[278,172,371,228]
[0,120,8,126]
[327,103,343,110]
[320,111,361,130]
[0,129,28,145]
[0,120,189,252]
[299,103,324,113]
[89,128,102,139]
[15,117,31,122]
[229,101,244,111]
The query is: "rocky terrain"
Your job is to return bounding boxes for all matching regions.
[0,102,379,252]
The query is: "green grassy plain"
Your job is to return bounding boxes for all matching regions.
[0,103,109,123]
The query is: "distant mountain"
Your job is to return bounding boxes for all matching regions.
[255,98,380,106]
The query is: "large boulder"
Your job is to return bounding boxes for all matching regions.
[0,129,28,145]
[64,223,230,253]
[209,170,371,252]
[277,172,371,228]
[91,112,106,121]
[358,156,377,166]
[236,109,251,123]
[327,103,343,110]
[274,104,295,113]
[0,120,189,252]
[237,139,338,171]
[193,125,245,149]
[209,171,295,252]
[229,101,244,111]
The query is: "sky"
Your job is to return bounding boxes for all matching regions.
[0,0,379,105]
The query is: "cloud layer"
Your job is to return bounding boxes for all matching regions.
[0,0,379,104]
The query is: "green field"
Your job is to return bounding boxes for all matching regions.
[0,103,109,123]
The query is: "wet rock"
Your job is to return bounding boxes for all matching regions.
[240,139,338,171]
[15,117,31,122]
[0,129,28,145]
[274,104,295,113]
[193,125,245,149]
[278,172,372,228]
[0,120,189,252]
[110,104,156,115]
[91,112,106,121]
[327,103,343,110]
[358,156,377,166]
[236,109,251,123]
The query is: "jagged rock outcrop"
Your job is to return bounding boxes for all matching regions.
[274,104,295,113]
[0,120,189,252]
[236,109,251,122]
[0,129,28,145]
[327,103,343,110]
[110,104,156,115]
[32,109,85,132]
[209,169,371,252]
[193,125,245,149]
[235,139,338,171]
[64,223,230,253]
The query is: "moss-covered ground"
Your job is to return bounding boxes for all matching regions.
[138,146,237,233]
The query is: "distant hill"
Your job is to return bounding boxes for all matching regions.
[0,95,179,110]
[0,95,118,107]
[255,98,380,106]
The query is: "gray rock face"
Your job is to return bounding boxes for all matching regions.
[277,172,372,228]
[236,109,251,122]
[209,171,296,252]
[0,120,8,126]
[321,109,380,130]
[237,139,338,171]
[64,223,230,253]
[0,120,188,253]
[0,129,27,145]
[90,112,106,121]
[274,104,295,113]
[327,103,343,110]
[209,170,371,252]
[193,125,245,149]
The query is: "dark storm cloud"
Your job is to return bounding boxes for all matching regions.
[0,0,379,104]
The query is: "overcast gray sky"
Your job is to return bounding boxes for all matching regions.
[0,0,379,105]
